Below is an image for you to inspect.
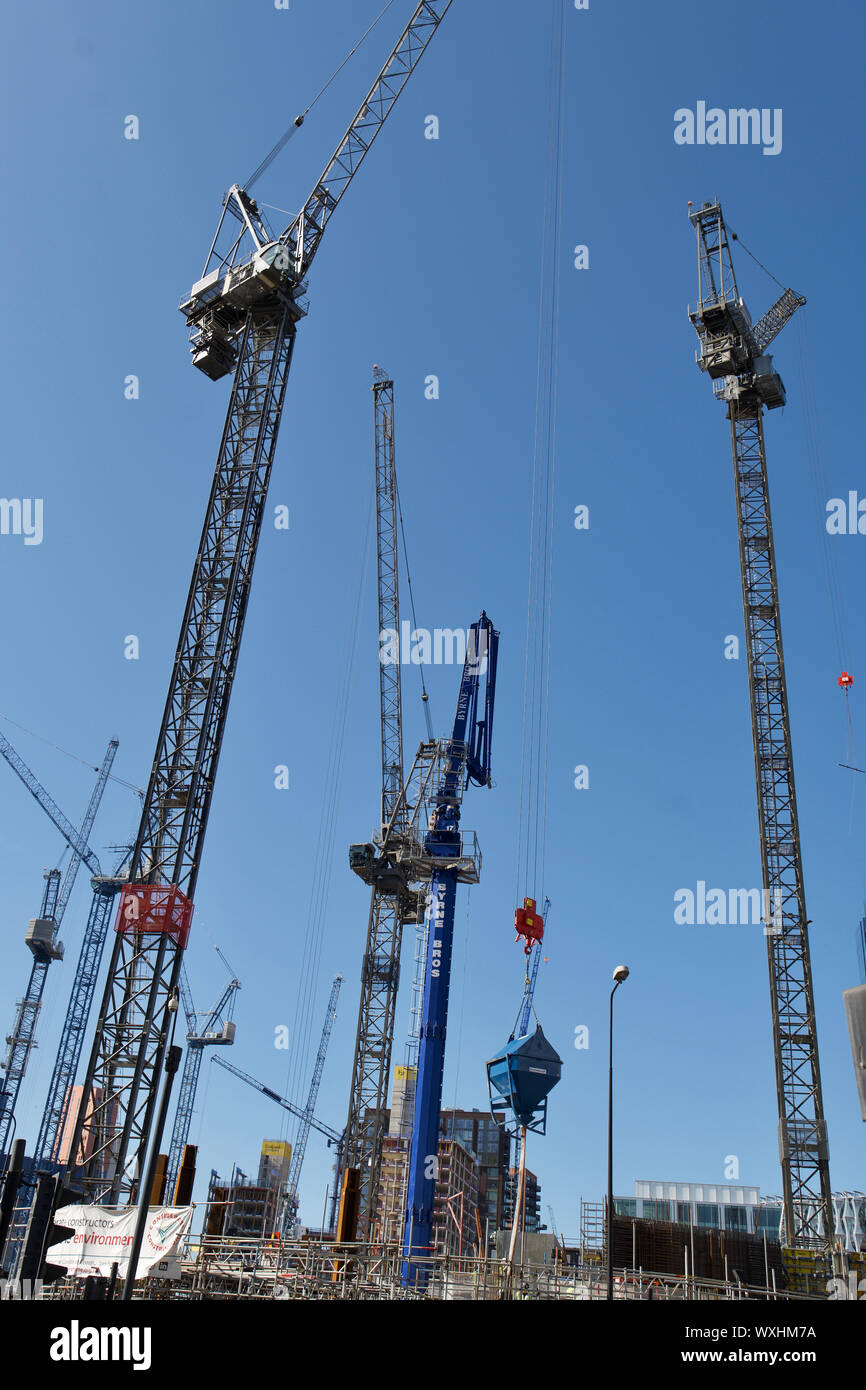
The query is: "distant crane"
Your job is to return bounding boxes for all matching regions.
[284,975,342,1226]
[212,1049,342,1229]
[32,850,128,1169]
[61,0,453,1207]
[164,957,241,1199]
[545,1203,566,1258]
[0,737,117,1155]
[403,613,498,1284]
[0,732,128,1173]
[688,199,832,1247]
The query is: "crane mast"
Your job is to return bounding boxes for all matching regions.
[32,852,127,1168]
[63,309,296,1203]
[0,738,117,1156]
[375,370,406,831]
[283,975,343,1228]
[688,200,832,1248]
[0,871,62,1153]
[341,369,424,1236]
[61,2,452,1207]
[403,612,498,1283]
[0,735,126,1282]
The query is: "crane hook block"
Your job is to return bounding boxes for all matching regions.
[839,671,854,690]
[514,897,544,954]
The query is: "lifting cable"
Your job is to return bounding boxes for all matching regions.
[515,0,566,914]
[0,710,144,798]
[394,469,434,740]
[245,0,398,192]
[727,231,860,801]
[280,486,376,1150]
[727,228,787,292]
[794,316,859,802]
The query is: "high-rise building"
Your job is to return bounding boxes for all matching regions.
[503,1167,542,1232]
[55,1085,116,1170]
[857,915,866,984]
[439,1108,510,1230]
[389,1065,416,1141]
[375,1131,480,1254]
[206,1140,293,1239]
[370,1083,501,1251]
[431,1139,480,1258]
[258,1138,292,1190]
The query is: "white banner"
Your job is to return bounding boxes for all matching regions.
[46,1205,193,1281]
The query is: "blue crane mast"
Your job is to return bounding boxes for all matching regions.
[61,0,453,1210]
[403,612,498,1284]
[164,960,241,1200]
[0,737,118,1156]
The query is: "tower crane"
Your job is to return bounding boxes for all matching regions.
[0,737,117,1156]
[164,960,241,1200]
[59,1,453,1209]
[402,612,498,1284]
[284,975,342,1227]
[212,1052,342,1229]
[31,849,128,1169]
[0,734,126,1166]
[339,368,426,1238]
[688,200,832,1248]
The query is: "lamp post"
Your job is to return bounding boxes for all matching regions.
[607,964,629,1302]
[122,989,182,1301]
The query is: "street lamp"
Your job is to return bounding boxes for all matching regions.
[607,965,629,1302]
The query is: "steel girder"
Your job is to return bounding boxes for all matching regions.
[344,885,413,1227]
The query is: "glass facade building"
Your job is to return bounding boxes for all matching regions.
[611,1179,866,1251]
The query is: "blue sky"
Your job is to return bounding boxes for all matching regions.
[0,0,863,1235]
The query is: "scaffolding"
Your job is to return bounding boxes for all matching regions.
[26,1231,852,1302]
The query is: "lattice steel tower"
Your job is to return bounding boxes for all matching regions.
[341,369,425,1236]
[62,1,453,1205]
[688,200,832,1247]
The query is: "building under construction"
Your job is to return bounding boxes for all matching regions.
[0,1,863,1320]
